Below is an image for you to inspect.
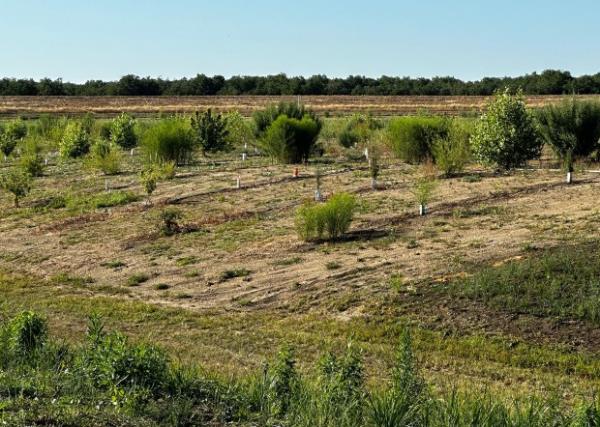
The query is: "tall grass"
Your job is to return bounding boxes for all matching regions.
[0,311,599,426]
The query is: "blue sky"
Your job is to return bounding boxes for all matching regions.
[1,0,599,82]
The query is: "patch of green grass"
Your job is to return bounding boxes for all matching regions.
[220,268,251,281]
[448,241,600,323]
[272,256,303,266]
[184,270,200,278]
[463,174,482,183]
[325,261,342,270]
[176,255,199,266]
[154,283,170,290]
[67,190,140,210]
[125,273,150,287]
[388,274,405,292]
[50,273,95,287]
[100,260,126,269]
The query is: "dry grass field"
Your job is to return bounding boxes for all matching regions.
[3,146,600,402]
[3,94,600,118]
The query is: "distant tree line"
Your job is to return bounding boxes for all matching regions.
[2,70,600,96]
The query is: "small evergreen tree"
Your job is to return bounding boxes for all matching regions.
[191,109,230,155]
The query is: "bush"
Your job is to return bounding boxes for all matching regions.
[19,137,45,177]
[261,115,321,164]
[59,121,91,158]
[253,102,312,137]
[471,88,542,169]
[387,116,450,163]
[295,193,356,241]
[0,169,32,207]
[141,118,195,165]
[191,109,230,154]
[158,207,183,235]
[537,99,600,171]
[19,153,44,177]
[338,114,382,148]
[88,140,122,175]
[79,317,169,394]
[8,311,47,358]
[0,119,28,158]
[431,121,472,176]
[110,113,138,149]
[226,110,255,149]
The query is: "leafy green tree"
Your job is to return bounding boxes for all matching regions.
[537,99,600,181]
[190,109,230,155]
[0,169,32,207]
[59,122,91,158]
[0,120,28,158]
[470,88,542,169]
[225,110,255,150]
[110,113,138,149]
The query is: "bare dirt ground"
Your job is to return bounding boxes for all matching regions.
[2,158,599,335]
[3,94,600,118]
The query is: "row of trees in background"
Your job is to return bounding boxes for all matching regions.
[3,70,600,96]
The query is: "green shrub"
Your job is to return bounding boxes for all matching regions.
[226,110,255,149]
[158,207,183,235]
[338,114,382,148]
[59,121,91,158]
[295,193,356,241]
[431,121,472,176]
[141,118,195,165]
[253,102,312,137]
[79,317,169,394]
[0,169,32,207]
[8,311,47,358]
[88,140,122,175]
[191,109,230,154]
[19,153,44,177]
[261,114,321,164]
[537,99,600,171]
[411,176,437,207]
[471,88,542,169]
[110,113,138,149]
[19,137,45,177]
[387,116,450,163]
[0,119,27,158]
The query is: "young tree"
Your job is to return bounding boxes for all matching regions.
[1,169,32,207]
[537,99,600,183]
[191,109,230,155]
[0,120,28,159]
[140,167,159,204]
[470,88,542,169]
[59,121,91,159]
[110,113,138,149]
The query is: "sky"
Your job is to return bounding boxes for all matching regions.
[1,0,599,82]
